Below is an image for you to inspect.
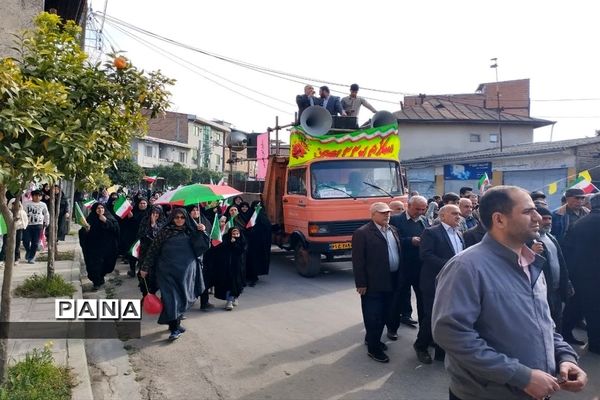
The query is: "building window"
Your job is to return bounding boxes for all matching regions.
[145,145,153,158]
[179,151,187,163]
[470,134,481,142]
[216,154,221,166]
[489,133,498,143]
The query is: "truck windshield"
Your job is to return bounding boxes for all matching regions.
[310,160,402,199]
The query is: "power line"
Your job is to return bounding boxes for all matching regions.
[104,20,293,115]
[95,12,416,96]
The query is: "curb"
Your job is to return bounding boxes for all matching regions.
[68,248,94,400]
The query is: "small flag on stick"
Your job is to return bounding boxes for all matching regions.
[0,214,7,235]
[130,239,141,259]
[113,196,133,219]
[74,203,88,227]
[478,172,490,194]
[246,203,262,228]
[210,214,223,246]
[83,199,96,209]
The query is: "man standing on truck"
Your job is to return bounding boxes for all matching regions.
[319,86,346,116]
[341,83,377,118]
[352,202,403,363]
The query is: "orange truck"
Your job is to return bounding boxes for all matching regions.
[263,106,407,277]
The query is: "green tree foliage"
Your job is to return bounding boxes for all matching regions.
[0,12,173,382]
[147,163,191,187]
[190,167,223,185]
[106,158,145,187]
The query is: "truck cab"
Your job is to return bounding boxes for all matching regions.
[263,108,406,277]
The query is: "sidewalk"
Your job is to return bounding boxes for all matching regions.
[1,234,94,400]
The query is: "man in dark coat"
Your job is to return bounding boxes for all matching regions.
[318,86,345,116]
[389,195,429,337]
[529,206,573,332]
[463,222,486,248]
[417,204,463,364]
[562,193,600,354]
[352,202,403,363]
[295,84,320,123]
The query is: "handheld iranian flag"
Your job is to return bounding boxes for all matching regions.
[246,203,262,228]
[74,202,88,227]
[0,214,7,235]
[113,196,133,219]
[478,173,490,194]
[227,215,236,230]
[568,175,598,194]
[130,239,141,259]
[210,214,223,246]
[219,197,233,214]
[143,175,158,184]
[83,199,96,209]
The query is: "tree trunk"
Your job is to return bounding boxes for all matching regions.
[47,184,56,279]
[0,186,20,383]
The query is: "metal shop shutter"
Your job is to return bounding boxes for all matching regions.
[407,167,435,199]
[503,168,567,210]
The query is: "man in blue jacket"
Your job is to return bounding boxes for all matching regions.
[318,86,346,116]
[432,186,586,400]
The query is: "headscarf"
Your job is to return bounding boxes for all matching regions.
[86,202,118,227]
[138,205,166,238]
[238,202,253,224]
[232,195,244,206]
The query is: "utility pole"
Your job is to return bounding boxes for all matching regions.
[490,58,503,151]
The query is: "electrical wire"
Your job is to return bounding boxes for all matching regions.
[95,12,416,96]
[104,20,293,115]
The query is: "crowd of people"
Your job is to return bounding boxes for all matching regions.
[0,184,69,265]
[352,185,593,399]
[77,189,272,341]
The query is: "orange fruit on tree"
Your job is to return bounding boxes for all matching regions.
[113,56,128,70]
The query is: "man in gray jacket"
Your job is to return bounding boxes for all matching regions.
[432,186,587,400]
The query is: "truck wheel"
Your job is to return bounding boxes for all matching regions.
[294,243,321,277]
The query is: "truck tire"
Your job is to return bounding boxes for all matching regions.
[294,243,321,277]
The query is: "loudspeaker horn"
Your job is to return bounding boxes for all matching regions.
[370,110,396,128]
[300,105,332,137]
[226,130,248,151]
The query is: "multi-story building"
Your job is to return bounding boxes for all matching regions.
[132,110,232,172]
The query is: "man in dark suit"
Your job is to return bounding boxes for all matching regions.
[416,204,463,364]
[295,84,319,124]
[319,85,346,116]
[389,195,429,337]
[352,202,403,363]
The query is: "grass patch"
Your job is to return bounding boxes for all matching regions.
[35,251,75,262]
[14,274,76,298]
[0,343,73,400]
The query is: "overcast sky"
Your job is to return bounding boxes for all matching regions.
[89,0,600,143]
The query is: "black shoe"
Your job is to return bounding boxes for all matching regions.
[364,341,388,351]
[127,270,136,278]
[248,281,257,287]
[180,315,187,320]
[434,349,445,362]
[414,346,432,364]
[200,303,215,311]
[368,350,389,363]
[387,332,398,341]
[563,335,586,346]
[400,317,418,327]
[177,325,186,333]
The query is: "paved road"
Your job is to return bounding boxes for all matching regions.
[111,249,599,400]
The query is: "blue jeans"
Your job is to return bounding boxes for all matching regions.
[361,291,393,353]
[23,225,43,261]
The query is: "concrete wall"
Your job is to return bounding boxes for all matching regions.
[0,0,43,58]
[398,123,534,160]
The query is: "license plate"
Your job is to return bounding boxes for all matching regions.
[329,242,352,250]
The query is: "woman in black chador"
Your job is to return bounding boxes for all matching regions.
[140,208,209,341]
[79,203,120,290]
[212,226,247,311]
[122,198,149,277]
[136,204,166,295]
[245,201,272,286]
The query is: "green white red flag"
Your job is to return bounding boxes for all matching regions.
[113,196,133,219]
[130,239,141,259]
[478,173,490,194]
[246,203,262,228]
[568,175,598,194]
[74,202,88,227]
[210,213,222,246]
[0,214,7,235]
[83,199,96,209]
